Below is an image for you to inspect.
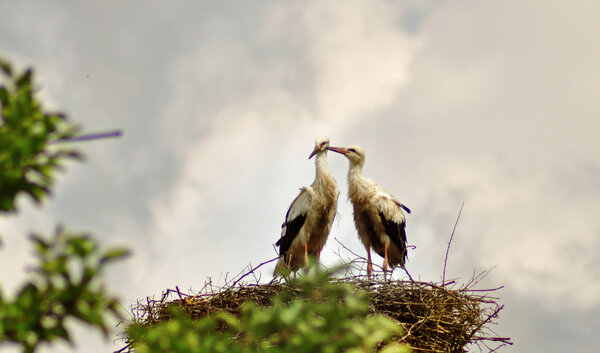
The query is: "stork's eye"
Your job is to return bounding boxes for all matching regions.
[347,148,356,153]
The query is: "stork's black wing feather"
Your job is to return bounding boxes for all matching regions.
[400,204,411,214]
[276,187,312,257]
[379,211,408,265]
[276,214,306,256]
[393,200,411,214]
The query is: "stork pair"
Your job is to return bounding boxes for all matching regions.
[274,137,411,279]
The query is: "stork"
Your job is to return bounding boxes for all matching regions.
[327,145,411,279]
[274,137,339,276]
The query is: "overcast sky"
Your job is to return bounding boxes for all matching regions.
[1,1,599,352]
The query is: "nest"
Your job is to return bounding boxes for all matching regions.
[120,257,511,353]
[352,278,510,352]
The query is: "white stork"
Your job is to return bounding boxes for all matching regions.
[327,145,411,279]
[274,137,339,275]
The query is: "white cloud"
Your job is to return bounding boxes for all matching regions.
[265,0,421,123]
[416,158,600,311]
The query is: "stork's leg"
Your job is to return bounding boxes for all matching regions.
[304,243,309,267]
[366,247,373,280]
[383,243,389,281]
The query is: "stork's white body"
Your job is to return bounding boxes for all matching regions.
[274,138,339,275]
[349,168,408,267]
[330,145,410,278]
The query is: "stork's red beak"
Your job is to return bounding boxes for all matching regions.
[309,145,320,159]
[326,146,347,155]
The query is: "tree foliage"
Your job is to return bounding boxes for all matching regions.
[127,267,409,353]
[0,226,130,353]
[0,57,129,353]
[0,58,81,213]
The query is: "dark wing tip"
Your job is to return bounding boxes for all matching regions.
[379,211,408,266]
[277,214,307,256]
[393,200,411,214]
[401,204,411,214]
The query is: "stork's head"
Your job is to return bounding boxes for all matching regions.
[309,136,331,159]
[327,145,365,166]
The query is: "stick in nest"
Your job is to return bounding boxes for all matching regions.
[333,237,416,281]
[443,202,464,285]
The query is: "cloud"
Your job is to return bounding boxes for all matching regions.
[414,158,600,311]
[264,0,420,123]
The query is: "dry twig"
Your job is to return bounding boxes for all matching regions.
[443,202,464,284]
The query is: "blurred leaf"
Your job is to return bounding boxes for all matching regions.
[66,236,95,257]
[379,344,411,353]
[49,325,71,343]
[63,150,84,160]
[0,198,14,212]
[99,248,131,265]
[29,234,49,254]
[0,58,12,76]
[16,69,33,88]
[215,312,239,331]
[0,86,8,105]
[24,184,46,203]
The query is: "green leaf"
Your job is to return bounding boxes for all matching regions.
[50,325,71,343]
[24,184,47,203]
[0,86,9,106]
[215,312,240,330]
[29,234,50,254]
[66,236,96,257]
[380,344,411,353]
[0,58,11,76]
[63,150,84,160]
[99,248,131,265]
[16,283,41,309]
[16,68,33,88]
[0,197,15,212]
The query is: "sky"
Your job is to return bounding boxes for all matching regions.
[1,1,599,352]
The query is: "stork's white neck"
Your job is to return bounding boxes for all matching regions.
[348,162,364,181]
[314,151,329,179]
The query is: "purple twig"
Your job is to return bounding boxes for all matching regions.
[50,130,122,144]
